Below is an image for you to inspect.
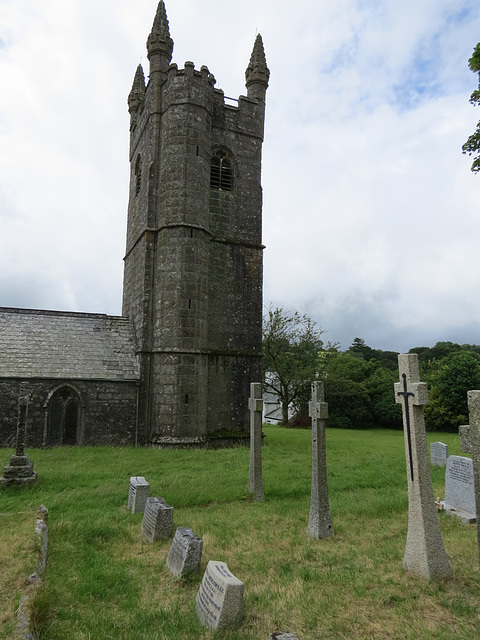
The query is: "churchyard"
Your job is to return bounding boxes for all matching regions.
[1,426,479,640]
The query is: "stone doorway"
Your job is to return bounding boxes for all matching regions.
[46,386,82,446]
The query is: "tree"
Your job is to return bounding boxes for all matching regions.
[262,307,324,425]
[462,42,480,173]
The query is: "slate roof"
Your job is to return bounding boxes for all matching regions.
[0,307,140,381]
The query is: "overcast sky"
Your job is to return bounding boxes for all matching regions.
[1,0,479,353]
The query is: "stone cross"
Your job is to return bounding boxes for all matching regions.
[1,384,36,486]
[463,391,480,573]
[394,354,451,580]
[248,382,264,502]
[307,381,334,539]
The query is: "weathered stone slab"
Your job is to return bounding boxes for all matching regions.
[269,634,300,640]
[441,455,476,523]
[430,441,448,466]
[196,561,244,630]
[166,526,203,577]
[128,476,150,513]
[141,497,173,542]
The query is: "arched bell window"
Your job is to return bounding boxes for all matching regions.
[210,148,233,191]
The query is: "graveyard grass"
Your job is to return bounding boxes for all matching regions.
[1,428,479,640]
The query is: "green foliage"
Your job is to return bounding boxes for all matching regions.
[262,307,325,424]
[462,42,480,173]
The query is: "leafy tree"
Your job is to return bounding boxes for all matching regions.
[462,42,480,173]
[262,307,324,424]
[424,351,480,431]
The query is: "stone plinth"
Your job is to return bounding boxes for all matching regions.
[1,454,37,486]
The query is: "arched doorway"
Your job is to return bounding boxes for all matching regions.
[46,387,82,446]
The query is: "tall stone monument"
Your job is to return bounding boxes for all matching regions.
[462,391,480,573]
[1,385,37,486]
[306,381,333,539]
[122,1,269,447]
[394,354,451,580]
[248,382,264,501]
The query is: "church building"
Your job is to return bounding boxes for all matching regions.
[0,2,269,448]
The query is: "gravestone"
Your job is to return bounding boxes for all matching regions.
[463,391,480,574]
[166,526,203,577]
[394,354,452,580]
[1,386,37,486]
[128,476,150,513]
[248,382,265,502]
[141,497,173,542]
[270,634,300,640]
[430,441,448,467]
[440,456,475,523]
[196,561,244,630]
[307,381,333,539]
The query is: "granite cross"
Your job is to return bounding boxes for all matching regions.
[394,354,451,580]
[307,381,333,539]
[462,391,480,574]
[248,382,265,502]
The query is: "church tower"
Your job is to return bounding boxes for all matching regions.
[122,2,269,446]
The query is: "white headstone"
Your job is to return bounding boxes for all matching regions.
[196,561,244,630]
[430,441,448,466]
[441,455,476,523]
[128,476,150,514]
[141,497,173,542]
[166,527,203,577]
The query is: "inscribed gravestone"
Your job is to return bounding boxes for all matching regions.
[248,382,265,502]
[430,441,448,467]
[128,476,150,513]
[141,497,173,542]
[441,455,475,523]
[166,527,203,577]
[307,381,333,539]
[196,561,244,630]
[394,354,452,580]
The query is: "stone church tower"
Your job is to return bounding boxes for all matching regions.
[122,2,269,446]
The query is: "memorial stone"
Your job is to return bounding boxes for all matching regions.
[430,441,448,467]
[307,381,333,539]
[441,455,475,523]
[166,526,203,577]
[1,386,37,486]
[464,391,480,574]
[128,476,150,513]
[269,634,300,640]
[248,382,265,502]
[196,561,244,630]
[394,354,452,580]
[141,497,173,542]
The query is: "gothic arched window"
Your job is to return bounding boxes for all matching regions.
[210,149,233,191]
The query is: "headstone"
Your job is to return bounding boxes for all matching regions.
[307,381,333,539]
[141,497,173,542]
[440,456,475,523]
[394,354,452,580]
[1,386,37,486]
[128,476,150,513]
[463,391,480,573]
[430,441,448,467]
[269,634,300,640]
[166,526,203,577]
[249,382,265,502]
[196,561,244,630]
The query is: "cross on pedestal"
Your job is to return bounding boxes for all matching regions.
[464,391,480,574]
[394,354,451,580]
[307,381,333,539]
[248,382,264,502]
[1,385,37,486]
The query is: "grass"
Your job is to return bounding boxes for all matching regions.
[0,427,479,639]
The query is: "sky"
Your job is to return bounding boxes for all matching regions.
[0,0,479,353]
